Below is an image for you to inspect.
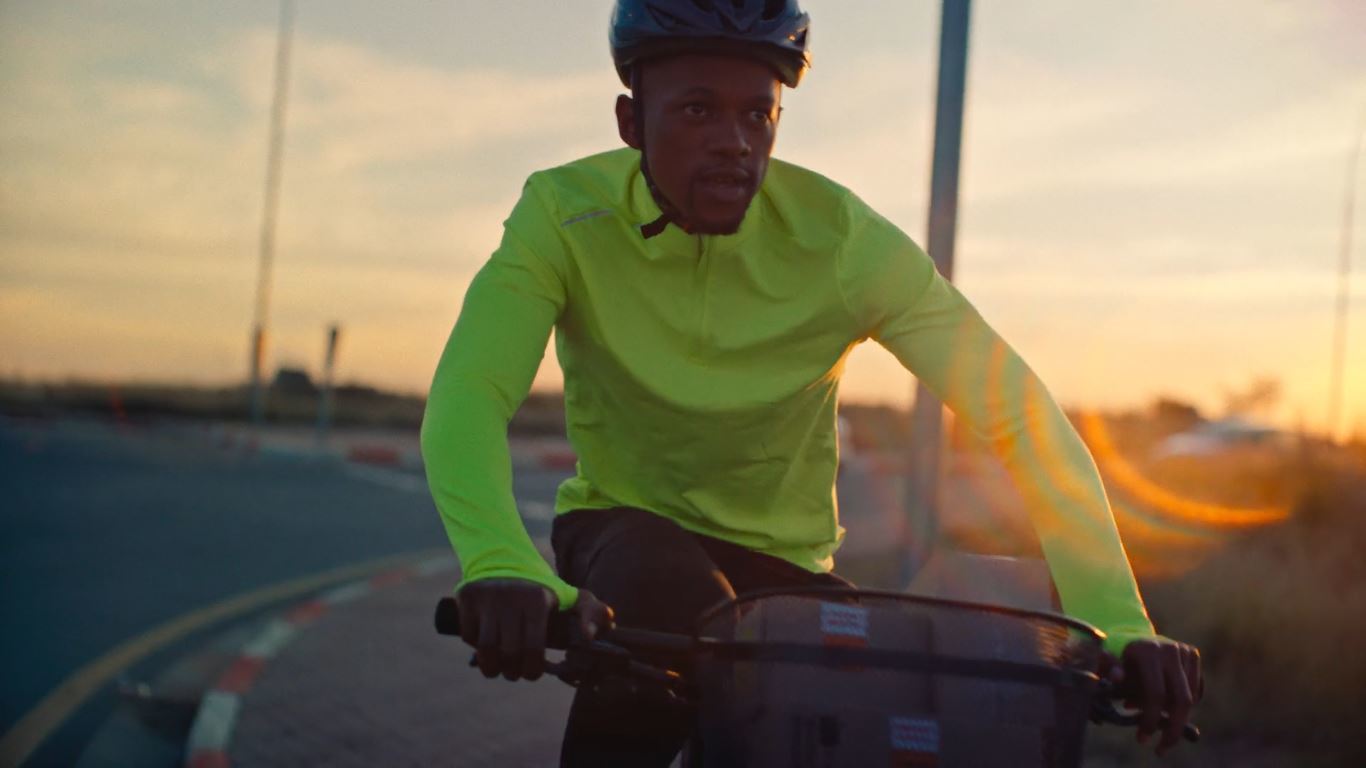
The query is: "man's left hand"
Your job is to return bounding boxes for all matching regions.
[1100,637,1203,755]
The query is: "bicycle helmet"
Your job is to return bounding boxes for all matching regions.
[609,0,812,89]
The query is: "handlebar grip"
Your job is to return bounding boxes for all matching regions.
[433,596,576,649]
[433,596,462,635]
[1090,687,1201,743]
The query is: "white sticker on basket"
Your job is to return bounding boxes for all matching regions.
[890,716,940,753]
[819,602,869,638]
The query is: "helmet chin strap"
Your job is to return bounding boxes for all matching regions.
[631,67,689,239]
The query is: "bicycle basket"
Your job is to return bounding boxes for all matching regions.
[690,587,1102,768]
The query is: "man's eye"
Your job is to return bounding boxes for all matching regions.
[750,110,773,123]
[683,104,708,118]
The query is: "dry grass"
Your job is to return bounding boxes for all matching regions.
[910,412,1366,764]
[1079,414,1366,765]
[1133,467,1366,764]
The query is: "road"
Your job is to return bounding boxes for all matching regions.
[0,417,567,766]
[0,415,905,766]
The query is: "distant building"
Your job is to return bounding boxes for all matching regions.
[272,367,317,396]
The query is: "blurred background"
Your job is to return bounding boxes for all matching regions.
[2,1,1364,766]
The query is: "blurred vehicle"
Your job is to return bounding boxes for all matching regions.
[1151,417,1291,459]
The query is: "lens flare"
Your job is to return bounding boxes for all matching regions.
[1078,411,1289,528]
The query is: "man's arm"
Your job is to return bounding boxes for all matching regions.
[421,174,575,608]
[837,194,1200,751]
[421,175,615,680]
[836,196,1152,649]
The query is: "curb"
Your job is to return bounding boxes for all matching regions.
[181,555,457,768]
[202,424,578,473]
[509,442,578,472]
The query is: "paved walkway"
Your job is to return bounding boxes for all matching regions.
[190,563,573,767]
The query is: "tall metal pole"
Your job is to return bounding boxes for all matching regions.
[1327,111,1364,442]
[902,0,972,585]
[249,0,296,424]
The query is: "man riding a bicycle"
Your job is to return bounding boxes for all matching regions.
[421,1,1202,764]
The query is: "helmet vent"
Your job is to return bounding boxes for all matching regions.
[761,0,788,20]
[647,6,688,31]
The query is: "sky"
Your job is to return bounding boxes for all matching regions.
[1,0,1364,436]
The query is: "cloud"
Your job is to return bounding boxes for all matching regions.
[962,54,1366,203]
[1,15,615,387]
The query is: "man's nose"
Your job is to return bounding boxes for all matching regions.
[705,116,752,158]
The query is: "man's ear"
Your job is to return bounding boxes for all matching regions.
[615,94,640,149]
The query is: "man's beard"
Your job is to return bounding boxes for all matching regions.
[681,186,754,235]
[688,215,746,235]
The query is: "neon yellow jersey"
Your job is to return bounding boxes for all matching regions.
[421,148,1156,653]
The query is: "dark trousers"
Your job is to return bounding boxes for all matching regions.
[551,507,852,767]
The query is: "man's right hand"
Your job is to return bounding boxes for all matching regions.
[455,578,614,681]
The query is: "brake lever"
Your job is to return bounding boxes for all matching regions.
[463,640,691,704]
[465,651,590,687]
[1090,689,1201,743]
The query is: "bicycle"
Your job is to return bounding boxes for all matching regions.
[434,586,1198,767]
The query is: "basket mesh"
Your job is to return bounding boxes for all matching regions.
[691,590,1101,768]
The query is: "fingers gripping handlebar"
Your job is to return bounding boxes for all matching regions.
[433,595,576,648]
[434,595,692,654]
[433,595,693,694]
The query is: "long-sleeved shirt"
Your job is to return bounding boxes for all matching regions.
[421,147,1156,654]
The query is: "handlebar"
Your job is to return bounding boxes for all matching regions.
[433,595,1199,743]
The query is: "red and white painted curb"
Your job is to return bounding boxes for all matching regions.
[202,423,577,473]
[182,554,457,768]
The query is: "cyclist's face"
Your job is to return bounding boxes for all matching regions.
[617,54,782,235]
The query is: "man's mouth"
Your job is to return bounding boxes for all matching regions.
[695,168,753,204]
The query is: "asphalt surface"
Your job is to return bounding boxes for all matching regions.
[0,416,569,766]
[0,415,907,766]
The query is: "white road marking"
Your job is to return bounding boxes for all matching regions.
[320,581,374,606]
[414,554,458,577]
[343,463,429,494]
[185,691,240,752]
[519,501,555,521]
[240,619,299,659]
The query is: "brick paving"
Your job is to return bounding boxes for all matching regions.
[227,570,574,767]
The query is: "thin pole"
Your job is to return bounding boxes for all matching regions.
[249,0,296,424]
[902,0,972,585]
[1327,110,1365,442]
[316,324,341,446]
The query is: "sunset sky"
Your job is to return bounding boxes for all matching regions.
[2,1,1363,436]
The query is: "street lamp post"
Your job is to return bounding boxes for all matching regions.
[1327,110,1365,442]
[902,0,973,585]
[248,0,296,424]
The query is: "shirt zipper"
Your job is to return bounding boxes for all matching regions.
[692,234,711,359]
